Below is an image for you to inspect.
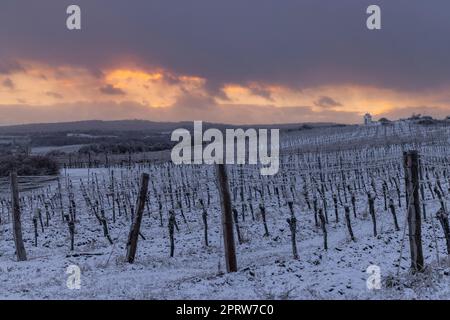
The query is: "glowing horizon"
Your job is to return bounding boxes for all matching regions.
[1,1,449,125]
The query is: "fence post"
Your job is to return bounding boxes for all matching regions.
[403,151,424,272]
[10,171,27,261]
[216,164,237,272]
[126,173,149,263]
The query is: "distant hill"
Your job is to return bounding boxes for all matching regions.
[0,119,340,134]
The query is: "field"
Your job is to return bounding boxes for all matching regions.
[0,121,450,300]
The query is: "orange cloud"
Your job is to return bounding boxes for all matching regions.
[218,82,450,117]
[0,59,449,124]
[0,61,207,108]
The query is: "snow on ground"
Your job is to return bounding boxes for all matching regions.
[0,168,449,300]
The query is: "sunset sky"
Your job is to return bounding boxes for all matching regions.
[1,0,449,125]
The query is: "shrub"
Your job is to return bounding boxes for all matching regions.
[0,155,60,177]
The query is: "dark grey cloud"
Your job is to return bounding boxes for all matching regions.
[0,61,25,75]
[249,87,274,101]
[0,1,450,95]
[2,78,15,89]
[378,106,450,120]
[314,96,342,108]
[45,91,64,99]
[99,84,126,95]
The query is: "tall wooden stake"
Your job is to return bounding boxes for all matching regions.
[403,151,424,272]
[436,209,450,255]
[216,164,237,272]
[10,171,27,261]
[126,173,149,263]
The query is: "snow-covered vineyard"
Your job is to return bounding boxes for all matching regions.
[1,122,450,299]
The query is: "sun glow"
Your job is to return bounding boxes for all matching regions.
[0,60,449,123]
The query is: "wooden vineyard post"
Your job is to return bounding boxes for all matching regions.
[10,171,27,261]
[126,173,149,263]
[232,207,243,244]
[344,206,355,242]
[168,210,176,257]
[403,151,424,272]
[201,206,209,247]
[436,209,450,255]
[287,201,299,259]
[318,208,328,250]
[111,170,116,223]
[368,193,377,237]
[389,198,400,231]
[57,178,64,222]
[33,209,39,247]
[216,164,238,272]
